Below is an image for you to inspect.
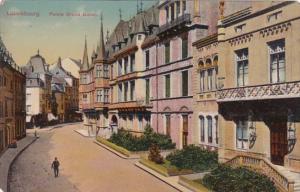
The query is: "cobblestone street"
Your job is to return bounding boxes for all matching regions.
[8,124,176,192]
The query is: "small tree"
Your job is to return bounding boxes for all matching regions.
[148,143,163,164]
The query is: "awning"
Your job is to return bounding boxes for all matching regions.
[26,116,32,123]
[48,113,58,121]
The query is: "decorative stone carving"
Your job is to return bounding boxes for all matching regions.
[217,81,300,101]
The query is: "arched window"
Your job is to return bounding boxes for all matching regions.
[207,116,213,143]
[205,58,212,66]
[198,60,204,68]
[215,116,218,144]
[213,56,218,65]
[199,116,205,142]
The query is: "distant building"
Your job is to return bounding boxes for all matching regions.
[50,57,80,122]
[0,36,26,154]
[52,57,81,79]
[23,51,52,127]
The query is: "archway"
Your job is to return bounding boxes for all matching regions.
[111,115,118,126]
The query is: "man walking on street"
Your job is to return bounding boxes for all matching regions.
[51,157,60,177]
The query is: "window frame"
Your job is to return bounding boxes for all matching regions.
[181,70,189,97]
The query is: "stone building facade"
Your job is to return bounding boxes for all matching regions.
[0,36,26,154]
[50,57,80,122]
[23,52,52,127]
[217,1,300,173]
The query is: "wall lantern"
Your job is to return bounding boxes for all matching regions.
[248,110,257,148]
[287,109,297,151]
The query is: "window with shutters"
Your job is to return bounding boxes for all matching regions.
[182,36,188,59]
[165,74,170,98]
[165,42,170,64]
[145,79,150,104]
[182,70,188,96]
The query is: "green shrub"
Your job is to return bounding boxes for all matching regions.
[108,125,175,151]
[202,164,277,192]
[148,143,164,164]
[166,145,218,172]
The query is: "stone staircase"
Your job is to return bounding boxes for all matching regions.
[274,165,300,192]
[226,155,298,192]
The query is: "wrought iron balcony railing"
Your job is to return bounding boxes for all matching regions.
[217,81,300,102]
[158,13,191,34]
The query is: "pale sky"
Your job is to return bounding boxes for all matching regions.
[0,0,157,65]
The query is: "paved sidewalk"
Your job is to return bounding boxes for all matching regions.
[135,162,192,192]
[0,136,37,192]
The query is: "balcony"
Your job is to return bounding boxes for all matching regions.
[217,81,300,102]
[109,99,152,111]
[158,13,191,35]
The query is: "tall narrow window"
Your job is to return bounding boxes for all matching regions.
[236,49,249,87]
[103,64,109,78]
[138,115,143,131]
[104,89,109,103]
[182,0,186,13]
[207,116,213,143]
[176,1,180,17]
[145,50,150,69]
[130,54,135,72]
[207,69,213,91]
[165,114,171,136]
[166,7,169,22]
[182,70,188,96]
[83,94,87,102]
[130,81,135,101]
[165,74,171,98]
[200,116,205,142]
[118,84,122,102]
[124,82,128,102]
[269,39,285,83]
[118,60,122,76]
[145,79,150,104]
[215,116,218,144]
[170,3,174,21]
[96,65,102,77]
[182,36,188,59]
[124,57,128,74]
[236,120,248,149]
[200,71,205,92]
[96,89,102,102]
[165,42,170,64]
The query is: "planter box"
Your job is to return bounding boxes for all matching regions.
[178,173,211,192]
[139,157,193,177]
[96,137,174,159]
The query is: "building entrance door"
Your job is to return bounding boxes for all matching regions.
[182,115,188,148]
[270,121,288,165]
